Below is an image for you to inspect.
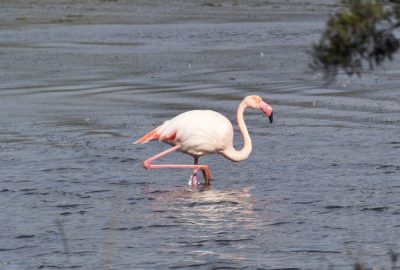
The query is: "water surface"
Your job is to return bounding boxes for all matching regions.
[1,1,399,269]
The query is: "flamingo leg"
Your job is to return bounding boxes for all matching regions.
[189,157,199,186]
[142,145,211,185]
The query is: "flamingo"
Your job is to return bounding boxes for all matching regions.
[133,95,273,186]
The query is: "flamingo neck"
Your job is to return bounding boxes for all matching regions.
[222,100,252,162]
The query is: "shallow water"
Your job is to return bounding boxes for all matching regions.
[1,2,400,270]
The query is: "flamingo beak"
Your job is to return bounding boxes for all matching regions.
[260,101,273,124]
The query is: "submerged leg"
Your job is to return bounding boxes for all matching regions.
[188,157,199,186]
[142,145,212,185]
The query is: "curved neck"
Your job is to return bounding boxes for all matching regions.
[222,101,252,162]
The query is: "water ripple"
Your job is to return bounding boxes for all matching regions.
[1,8,400,270]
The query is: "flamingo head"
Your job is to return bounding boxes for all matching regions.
[244,95,273,123]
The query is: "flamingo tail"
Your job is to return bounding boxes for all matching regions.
[133,129,160,144]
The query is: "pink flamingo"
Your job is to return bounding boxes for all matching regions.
[133,95,273,186]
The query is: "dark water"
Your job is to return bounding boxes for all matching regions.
[1,3,400,270]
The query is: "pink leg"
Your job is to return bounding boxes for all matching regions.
[189,157,199,186]
[142,145,211,185]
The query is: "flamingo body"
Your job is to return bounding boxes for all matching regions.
[155,110,233,156]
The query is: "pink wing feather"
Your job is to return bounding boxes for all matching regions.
[133,128,160,144]
[133,121,177,144]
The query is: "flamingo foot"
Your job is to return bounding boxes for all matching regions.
[201,168,212,186]
[188,174,198,186]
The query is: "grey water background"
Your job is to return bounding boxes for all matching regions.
[1,1,400,269]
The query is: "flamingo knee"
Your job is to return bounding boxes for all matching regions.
[142,160,151,169]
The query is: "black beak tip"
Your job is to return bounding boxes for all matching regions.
[268,112,273,124]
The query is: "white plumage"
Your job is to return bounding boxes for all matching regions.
[157,110,233,156]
